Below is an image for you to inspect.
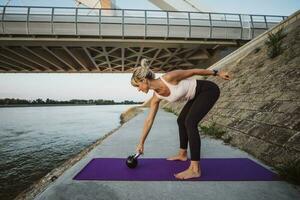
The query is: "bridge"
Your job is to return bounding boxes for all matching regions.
[0,6,287,73]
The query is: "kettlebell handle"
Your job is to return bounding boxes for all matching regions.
[134,152,142,159]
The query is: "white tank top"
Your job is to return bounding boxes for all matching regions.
[154,76,197,102]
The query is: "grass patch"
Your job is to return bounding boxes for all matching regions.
[163,107,178,116]
[163,107,173,113]
[223,135,232,144]
[274,159,300,185]
[254,47,261,54]
[200,122,226,139]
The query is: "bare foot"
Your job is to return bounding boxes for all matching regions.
[166,155,187,161]
[174,168,201,180]
[167,149,188,161]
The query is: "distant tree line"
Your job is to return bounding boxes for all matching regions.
[0,98,143,105]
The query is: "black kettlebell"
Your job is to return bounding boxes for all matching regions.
[126,152,142,169]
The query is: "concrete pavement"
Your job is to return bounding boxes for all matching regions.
[34,108,300,200]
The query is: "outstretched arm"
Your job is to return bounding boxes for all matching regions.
[193,69,231,80]
[136,94,161,154]
[167,69,231,82]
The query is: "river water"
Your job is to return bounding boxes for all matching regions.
[0,104,139,200]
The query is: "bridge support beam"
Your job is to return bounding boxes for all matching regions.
[0,37,244,73]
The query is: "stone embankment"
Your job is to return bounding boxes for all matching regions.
[160,10,300,169]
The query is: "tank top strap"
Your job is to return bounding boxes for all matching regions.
[160,76,176,87]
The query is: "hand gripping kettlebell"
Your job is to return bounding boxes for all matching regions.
[126,152,142,169]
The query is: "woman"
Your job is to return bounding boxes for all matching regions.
[130,59,231,180]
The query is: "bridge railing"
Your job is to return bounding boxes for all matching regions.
[0,5,287,40]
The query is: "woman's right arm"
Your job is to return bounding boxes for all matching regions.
[136,94,161,153]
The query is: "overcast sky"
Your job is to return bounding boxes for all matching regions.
[0,0,299,101]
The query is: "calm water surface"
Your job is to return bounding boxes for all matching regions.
[0,104,139,200]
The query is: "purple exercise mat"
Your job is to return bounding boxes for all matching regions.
[73,158,282,181]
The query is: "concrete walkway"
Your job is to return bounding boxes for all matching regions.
[34,108,300,200]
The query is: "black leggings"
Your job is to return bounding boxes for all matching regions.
[177,79,220,161]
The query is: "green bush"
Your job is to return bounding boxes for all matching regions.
[274,159,300,185]
[265,28,287,58]
[200,122,226,139]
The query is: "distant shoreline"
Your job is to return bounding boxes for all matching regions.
[0,104,142,108]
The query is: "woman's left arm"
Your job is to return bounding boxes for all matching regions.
[194,69,231,80]
[168,69,231,82]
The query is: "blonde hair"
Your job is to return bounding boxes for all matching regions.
[131,58,155,87]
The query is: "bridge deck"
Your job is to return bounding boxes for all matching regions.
[0,6,286,40]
